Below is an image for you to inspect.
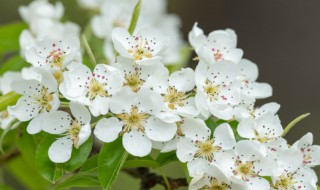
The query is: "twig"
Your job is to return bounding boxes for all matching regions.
[124,168,188,190]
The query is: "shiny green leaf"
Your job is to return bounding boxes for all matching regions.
[0,55,29,75]
[156,151,178,166]
[0,92,21,112]
[98,138,128,189]
[123,155,160,169]
[80,154,98,173]
[54,173,99,190]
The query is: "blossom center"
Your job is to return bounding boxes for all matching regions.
[116,106,148,134]
[67,119,81,147]
[254,131,273,144]
[1,110,10,119]
[163,87,187,110]
[204,80,220,101]
[234,161,255,180]
[46,46,66,69]
[194,139,221,162]
[128,36,154,63]
[200,178,228,190]
[36,87,54,112]
[124,72,143,92]
[273,174,296,190]
[87,79,107,100]
[212,48,224,62]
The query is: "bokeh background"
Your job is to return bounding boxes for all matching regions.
[0,0,319,189]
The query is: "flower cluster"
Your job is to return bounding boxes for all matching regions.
[0,0,319,190]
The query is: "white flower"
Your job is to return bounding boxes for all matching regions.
[8,68,59,126]
[0,72,22,130]
[77,0,104,9]
[236,59,272,102]
[194,61,240,120]
[112,28,167,65]
[234,102,280,121]
[189,164,247,190]
[94,87,177,157]
[39,101,91,163]
[189,23,243,64]
[221,140,276,190]
[19,0,64,24]
[25,35,81,71]
[20,19,80,58]
[151,67,199,119]
[292,133,320,167]
[60,64,124,116]
[176,122,236,177]
[270,148,318,190]
[113,59,165,93]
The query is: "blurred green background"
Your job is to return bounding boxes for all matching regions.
[0,0,320,189]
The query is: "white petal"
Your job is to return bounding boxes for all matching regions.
[110,87,137,114]
[277,148,303,174]
[237,118,256,139]
[181,117,210,140]
[235,140,267,161]
[214,123,236,150]
[237,59,259,81]
[138,88,165,115]
[112,28,134,57]
[293,132,313,149]
[194,61,208,87]
[155,112,181,123]
[169,68,195,92]
[8,96,41,121]
[176,138,197,162]
[76,124,91,148]
[254,102,280,118]
[41,111,71,134]
[70,101,91,125]
[27,113,47,134]
[194,91,210,120]
[89,96,110,117]
[122,130,152,157]
[187,159,210,177]
[0,72,21,94]
[48,136,73,163]
[94,117,122,143]
[145,116,177,142]
[246,177,270,190]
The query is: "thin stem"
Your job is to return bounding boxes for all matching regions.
[159,168,171,190]
[82,34,97,67]
[282,113,310,137]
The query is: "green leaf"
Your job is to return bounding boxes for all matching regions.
[317,185,320,190]
[0,55,29,75]
[59,137,93,173]
[54,173,99,190]
[128,0,141,35]
[123,155,160,169]
[205,117,219,133]
[179,162,191,184]
[282,113,310,137]
[156,151,178,166]
[0,22,27,57]
[35,135,64,183]
[0,92,21,112]
[15,124,38,165]
[0,185,12,190]
[5,156,49,190]
[98,138,128,190]
[80,154,98,173]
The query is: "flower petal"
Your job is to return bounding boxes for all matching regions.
[145,116,177,142]
[94,117,122,143]
[48,136,73,163]
[122,130,152,157]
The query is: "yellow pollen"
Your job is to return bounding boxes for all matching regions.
[273,174,297,190]
[163,87,187,110]
[67,119,81,147]
[124,72,143,92]
[204,80,219,101]
[1,110,10,119]
[200,178,229,190]
[128,38,153,63]
[194,139,221,162]
[53,70,64,84]
[234,161,256,180]
[48,49,65,69]
[37,87,54,112]
[254,131,273,144]
[116,106,149,134]
[88,79,108,100]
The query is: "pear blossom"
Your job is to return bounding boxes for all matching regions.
[292,133,320,167]
[94,87,177,156]
[222,140,277,190]
[25,35,81,71]
[19,0,64,24]
[194,60,240,120]
[151,67,199,119]
[234,102,280,121]
[189,164,247,190]
[189,23,243,64]
[112,28,167,65]
[176,122,236,177]
[36,101,92,163]
[113,59,165,93]
[60,64,124,116]
[270,148,318,190]
[8,68,59,132]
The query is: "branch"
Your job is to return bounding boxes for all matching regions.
[0,149,20,163]
[124,167,188,190]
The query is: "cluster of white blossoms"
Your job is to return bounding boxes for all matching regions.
[0,0,319,190]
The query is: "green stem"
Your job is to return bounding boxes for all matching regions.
[82,34,97,67]
[282,113,310,137]
[159,168,171,190]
